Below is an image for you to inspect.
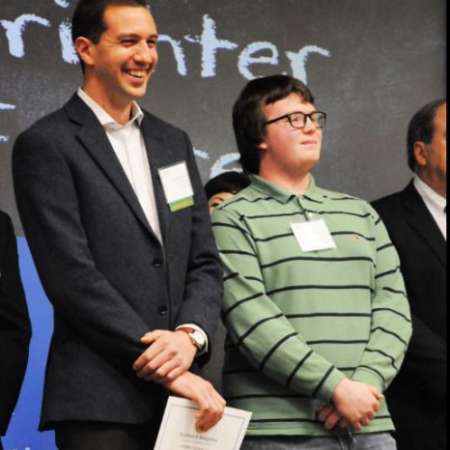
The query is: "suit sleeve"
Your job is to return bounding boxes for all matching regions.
[0,214,31,435]
[401,312,446,402]
[173,132,223,361]
[352,208,412,392]
[212,207,345,402]
[13,128,153,373]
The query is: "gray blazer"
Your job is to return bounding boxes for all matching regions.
[13,94,223,430]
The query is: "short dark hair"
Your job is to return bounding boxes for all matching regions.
[72,0,150,71]
[407,99,446,171]
[232,75,315,174]
[204,171,251,200]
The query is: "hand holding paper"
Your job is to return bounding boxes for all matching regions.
[154,397,252,450]
[165,372,226,432]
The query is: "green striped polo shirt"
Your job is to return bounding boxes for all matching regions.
[211,175,412,437]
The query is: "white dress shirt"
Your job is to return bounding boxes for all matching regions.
[77,88,208,353]
[414,175,447,240]
[78,88,163,244]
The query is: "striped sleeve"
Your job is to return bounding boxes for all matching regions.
[352,206,412,392]
[212,207,345,402]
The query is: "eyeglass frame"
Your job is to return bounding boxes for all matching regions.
[264,110,327,130]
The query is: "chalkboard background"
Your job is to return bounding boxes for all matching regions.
[0,1,446,449]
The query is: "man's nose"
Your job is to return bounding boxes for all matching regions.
[134,42,154,63]
[302,115,318,132]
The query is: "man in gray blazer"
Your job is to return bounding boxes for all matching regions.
[12,1,224,449]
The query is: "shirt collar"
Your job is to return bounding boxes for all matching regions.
[77,88,144,130]
[414,174,446,212]
[249,174,323,204]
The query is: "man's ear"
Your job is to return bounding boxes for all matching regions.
[413,141,428,168]
[258,140,268,151]
[75,36,95,67]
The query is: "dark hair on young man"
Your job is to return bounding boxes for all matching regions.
[232,75,315,174]
[407,98,446,171]
[72,0,150,72]
[204,171,251,200]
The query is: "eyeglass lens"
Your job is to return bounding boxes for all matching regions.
[289,112,326,129]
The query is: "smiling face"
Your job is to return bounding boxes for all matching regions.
[76,4,158,113]
[258,93,323,180]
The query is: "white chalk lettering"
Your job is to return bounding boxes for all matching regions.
[0,12,331,83]
[185,14,238,78]
[158,34,188,76]
[210,153,241,178]
[0,14,51,58]
[0,102,16,144]
[194,147,210,160]
[286,45,331,83]
[59,20,78,64]
[54,0,70,7]
[238,41,279,80]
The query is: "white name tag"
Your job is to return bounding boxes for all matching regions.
[291,219,336,252]
[158,161,194,212]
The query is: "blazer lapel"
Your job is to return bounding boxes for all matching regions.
[64,95,156,239]
[402,181,446,267]
[140,113,176,247]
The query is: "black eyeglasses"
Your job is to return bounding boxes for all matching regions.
[264,111,327,129]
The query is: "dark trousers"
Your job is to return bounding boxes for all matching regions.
[54,419,161,450]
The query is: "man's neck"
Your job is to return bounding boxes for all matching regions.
[82,82,133,125]
[259,167,311,196]
[416,170,447,198]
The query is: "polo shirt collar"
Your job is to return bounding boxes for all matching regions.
[249,174,324,204]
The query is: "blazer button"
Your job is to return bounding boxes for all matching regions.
[153,258,163,268]
[158,306,168,316]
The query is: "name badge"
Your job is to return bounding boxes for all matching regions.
[159,161,194,212]
[291,219,336,252]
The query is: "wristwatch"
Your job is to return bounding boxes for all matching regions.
[179,328,207,354]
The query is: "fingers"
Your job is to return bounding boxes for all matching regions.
[165,372,226,432]
[317,405,334,423]
[369,386,383,401]
[338,417,350,428]
[140,330,163,344]
[133,329,193,381]
[195,384,226,432]
[317,405,345,431]
[324,410,342,430]
[143,357,183,382]
[132,340,164,372]
[359,410,374,427]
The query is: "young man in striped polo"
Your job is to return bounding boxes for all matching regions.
[211,75,412,450]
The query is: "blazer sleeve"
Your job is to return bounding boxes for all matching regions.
[12,128,154,373]
[0,214,31,435]
[172,132,223,358]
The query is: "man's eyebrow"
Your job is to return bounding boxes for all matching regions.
[117,33,159,40]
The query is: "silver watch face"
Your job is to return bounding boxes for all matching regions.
[191,330,206,349]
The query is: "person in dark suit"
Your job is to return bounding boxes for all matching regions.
[372,99,446,450]
[0,211,31,450]
[12,1,224,449]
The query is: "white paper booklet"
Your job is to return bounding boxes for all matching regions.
[154,396,252,450]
